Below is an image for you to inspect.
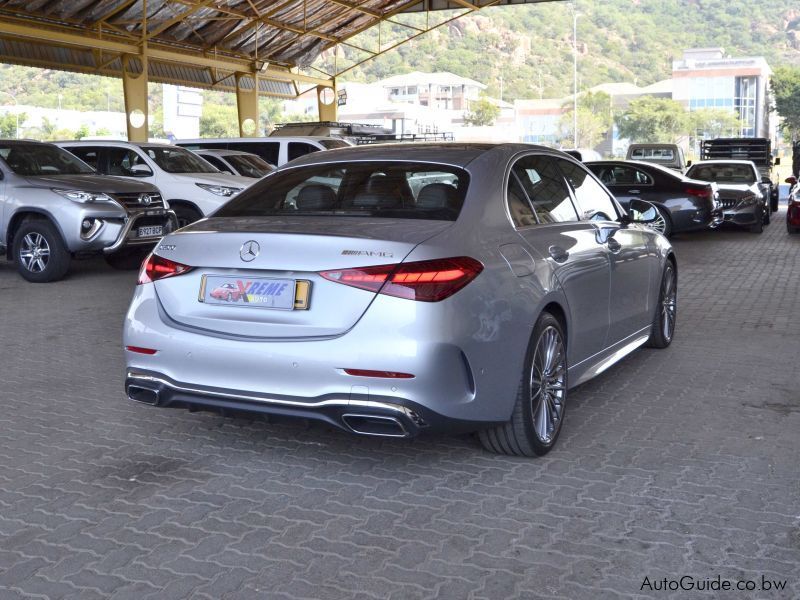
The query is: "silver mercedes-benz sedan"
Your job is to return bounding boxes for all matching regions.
[124,143,677,456]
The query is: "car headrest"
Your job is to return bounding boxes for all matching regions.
[352,191,401,208]
[416,183,457,209]
[296,184,336,210]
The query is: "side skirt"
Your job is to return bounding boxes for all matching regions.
[568,326,651,388]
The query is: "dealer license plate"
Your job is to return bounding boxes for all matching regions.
[199,275,303,310]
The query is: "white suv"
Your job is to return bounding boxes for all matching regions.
[176,136,351,167]
[58,141,254,226]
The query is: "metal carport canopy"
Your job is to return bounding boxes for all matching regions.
[0,0,566,139]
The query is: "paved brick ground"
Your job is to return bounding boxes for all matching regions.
[1,210,798,599]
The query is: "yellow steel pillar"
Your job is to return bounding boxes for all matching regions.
[235,73,260,137]
[317,80,337,122]
[122,54,149,142]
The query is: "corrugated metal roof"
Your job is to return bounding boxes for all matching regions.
[0,0,565,96]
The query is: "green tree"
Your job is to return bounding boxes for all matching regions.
[616,97,689,143]
[200,104,239,137]
[0,112,24,138]
[463,96,500,126]
[771,66,800,138]
[559,91,613,148]
[689,108,741,139]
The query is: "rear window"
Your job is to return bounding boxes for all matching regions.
[215,161,469,221]
[687,164,756,184]
[630,148,675,161]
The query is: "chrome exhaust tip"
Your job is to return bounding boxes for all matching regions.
[127,385,160,406]
[341,414,410,438]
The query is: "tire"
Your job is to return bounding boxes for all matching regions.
[12,219,71,283]
[646,261,677,349]
[763,204,771,225]
[788,223,800,234]
[173,205,203,229]
[647,206,673,238]
[478,312,568,457]
[104,247,150,270]
[750,210,763,233]
[226,292,233,302]
[771,189,779,213]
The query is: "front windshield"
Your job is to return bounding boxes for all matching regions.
[0,143,95,176]
[226,154,275,178]
[142,146,219,174]
[687,164,756,184]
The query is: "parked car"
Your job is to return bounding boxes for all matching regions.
[0,140,175,282]
[699,138,780,212]
[686,160,768,233]
[57,141,253,227]
[626,143,686,172]
[586,160,721,237]
[786,176,800,234]
[562,148,602,162]
[124,143,677,457]
[193,149,275,179]
[176,136,351,167]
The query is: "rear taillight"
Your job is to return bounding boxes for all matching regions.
[320,257,483,302]
[138,253,193,285]
[684,184,712,199]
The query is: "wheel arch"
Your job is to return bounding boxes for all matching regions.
[6,209,68,260]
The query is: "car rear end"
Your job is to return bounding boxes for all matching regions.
[123,157,492,437]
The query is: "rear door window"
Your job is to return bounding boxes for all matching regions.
[216,162,469,221]
[511,155,578,224]
[65,146,102,171]
[288,142,319,162]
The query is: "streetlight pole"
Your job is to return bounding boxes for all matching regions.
[0,90,19,138]
[573,8,580,149]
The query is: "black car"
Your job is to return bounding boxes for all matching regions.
[586,160,721,237]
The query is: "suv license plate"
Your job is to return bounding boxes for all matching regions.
[138,225,163,237]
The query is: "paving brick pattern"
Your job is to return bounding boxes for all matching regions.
[1,213,798,599]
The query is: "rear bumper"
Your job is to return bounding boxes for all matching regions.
[125,369,495,438]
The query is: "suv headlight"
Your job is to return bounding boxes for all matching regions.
[53,189,114,204]
[196,183,242,197]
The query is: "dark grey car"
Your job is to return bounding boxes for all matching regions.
[685,160,768,233]
[586,160,721,237]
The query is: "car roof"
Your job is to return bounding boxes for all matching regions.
[194,149,260,158]
[281,142,562,169]
[628,143,679,148]
[177,136,343,143]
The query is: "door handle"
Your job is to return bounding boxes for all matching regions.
[548,245,569,263]
[628,189,641,194]
[606,237,622,253]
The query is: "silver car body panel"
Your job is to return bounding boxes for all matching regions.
[124,143,673,432]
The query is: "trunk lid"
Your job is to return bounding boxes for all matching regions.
[152,216,452,338]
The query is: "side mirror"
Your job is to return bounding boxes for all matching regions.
[626,199,659,223]
[761,176,772,185]
[686,160,692,167]
[129,164,153,177]
[787,176,798,185]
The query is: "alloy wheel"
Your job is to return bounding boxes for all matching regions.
[19,232,51,273]
[529,326,567,444]
[647,211,668,235]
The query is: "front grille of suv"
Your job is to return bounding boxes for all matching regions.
[114,192,165,212]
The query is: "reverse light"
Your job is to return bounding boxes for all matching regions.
[125,346,158,355]
[196,183,242,197]
[137,253,193,284]
[343,369,415,379]
[320,256,483,302]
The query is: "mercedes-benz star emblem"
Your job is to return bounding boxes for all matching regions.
[138,194,152,206]
[240,240,260,262]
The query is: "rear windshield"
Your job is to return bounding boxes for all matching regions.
[215,161,469,221]
[687,164,756,184]
[0,143,95,176]
[630,148,675,161]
